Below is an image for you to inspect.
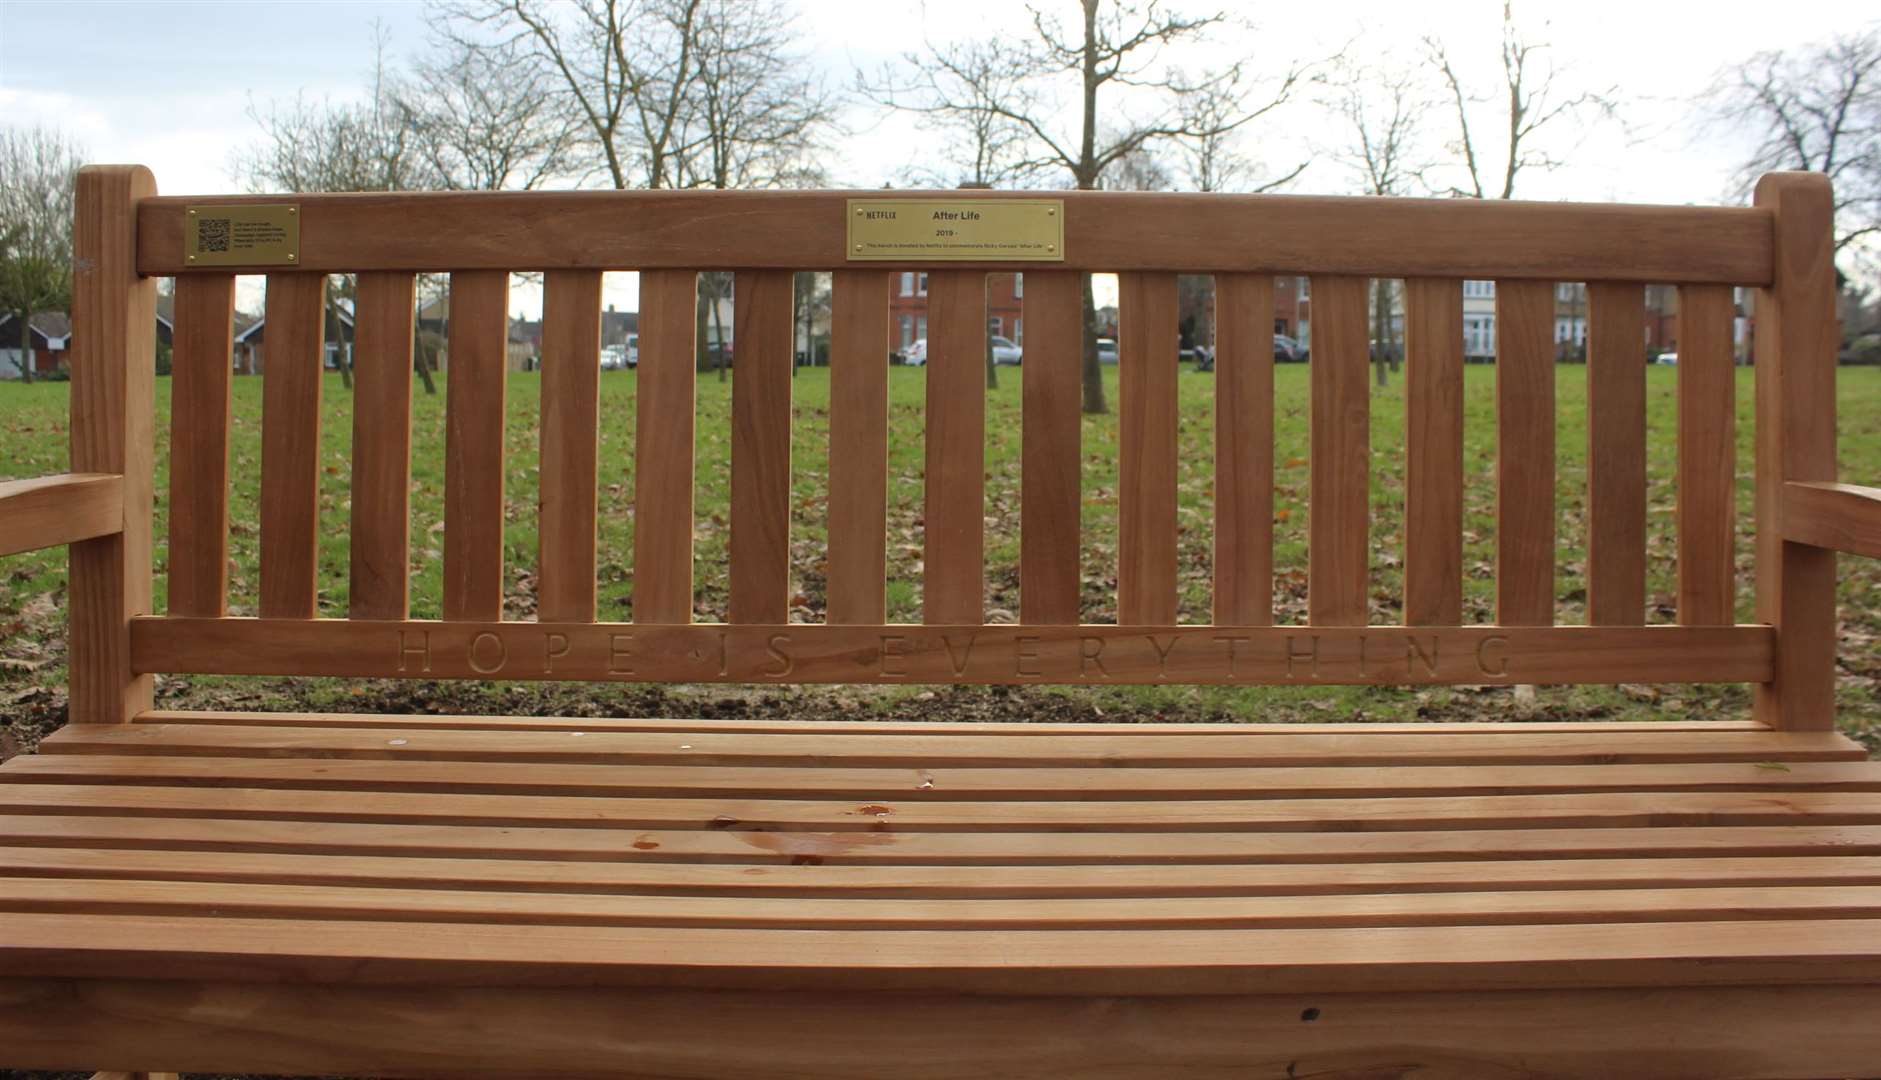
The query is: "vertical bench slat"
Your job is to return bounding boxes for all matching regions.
[1403,278,1464,626]
[1021,271,1084,626]
[1496,279,1557,627]
[441,270,510,622]
[257,273,327,620]
[632,270,699,624]
[166,274,235,618]
[1677,284,1738,626]
[923,270,986,625]
[730,271,795,625]
[827,270,890,625]
[1585,282,1647,625]
[1118,272,1180,626]
[1212,273,1274,627]
[1308,276,1370,627]
[348,273,416,622]
[538,270,602,624]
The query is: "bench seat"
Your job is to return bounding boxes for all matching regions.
[4,710,1881,1076]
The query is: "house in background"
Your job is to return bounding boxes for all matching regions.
[888,271,1022,356]
[0,313,71,378]
[234,298,354,375]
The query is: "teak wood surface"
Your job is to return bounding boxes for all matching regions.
[6,167,1878,1077]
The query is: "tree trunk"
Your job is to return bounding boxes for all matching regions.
[1372,280,1390,387]
[1080,272,1105,414]
[18,305,34,384]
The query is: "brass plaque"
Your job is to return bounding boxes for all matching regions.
[184,204,300,266]
[847,198,1064,261]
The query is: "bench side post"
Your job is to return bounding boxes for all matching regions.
[67,165,158,724]
[1752,171,1837,731]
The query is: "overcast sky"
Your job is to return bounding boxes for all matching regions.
[1,0,1864,317]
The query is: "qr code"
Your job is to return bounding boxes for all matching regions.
[198,218,231,253]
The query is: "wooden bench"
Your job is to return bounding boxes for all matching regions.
[2,165,1879,1078]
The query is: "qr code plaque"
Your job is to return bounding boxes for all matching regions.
[184,204,299,266]
[197,218,231,252]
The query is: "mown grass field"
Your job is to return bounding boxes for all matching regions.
[1,361,1877,753]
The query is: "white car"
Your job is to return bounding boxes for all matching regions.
[600,345,628,370]
[1654,351,1678,365]
[901,339,928,366]
[990,335,1022,365]
[626,333,639,368]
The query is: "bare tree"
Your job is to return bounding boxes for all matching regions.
[0,125,83,383]
[1423,2,1618,201]
[1174,67,1307,193]
[441,0,707,191]
[868,0,1307,414]
[1323,53,1432,385]
[1706,26,1881,258]
[861,39,1047,189]
[397,37,581,191]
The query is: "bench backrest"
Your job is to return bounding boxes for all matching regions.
[64,167,1840,729]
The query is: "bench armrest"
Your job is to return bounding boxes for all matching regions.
[1781,481,1881,559]
[0,473,124,556]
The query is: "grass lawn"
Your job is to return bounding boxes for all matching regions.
[1,360,1877,753]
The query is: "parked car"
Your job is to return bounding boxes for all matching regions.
[626,333,639,368]
[1096,337,1119,364]
[1654,351,1679,366]
[990,335,1022,365]
[600,345,628,370]
[901,338,929,366]
[1275,333,1308,362]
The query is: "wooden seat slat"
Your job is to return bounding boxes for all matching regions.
[11,847,1881,899]
[13,755,1880,801]
[10,816,1881,866]
[826,270,891,625]
[1586,282,1648,625]
[345,272,416,621]
[163,273,234,619]
[4,877,1880,931]
[39,723,1865,767]
[1019,270,1084,624]
[1211,272,1275,626]
[1678,283,1739,625]
[441,269,510,622]
[6,911,1881,995]
[255,272,325,619]
[1308,275,1370,626]
[129,709,1780,735]
[630,269,698,624]
[536,269,603,623]
[6,783,1879,834]
[1118,272,1180,624]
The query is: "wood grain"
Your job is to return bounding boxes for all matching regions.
[1118,272,1179,625]
[68,166,156,723]
[632,270,698,624]
[138,190,1774,284]
[256,273,325,620]
[1753,173,1839,731]
[1403,279,1464,626]
[0,474,122,558]
[1212,274,1274,627]
[347,272,415,621]
[1677,284,1738,625]
[14,979,1881,1079]
[923,270,985,625]
[127,618,1777,687]
[826,271,890,625]
[1020,271,1083,625]
[536,271,601,623]
[1495,280,1556,626]
[1308,276,1370,626]
[730,271,794,625]
[441,271,509,622]
[1783,482,1881,559]
[1585,282,1646,626]
[164,274,234,617]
